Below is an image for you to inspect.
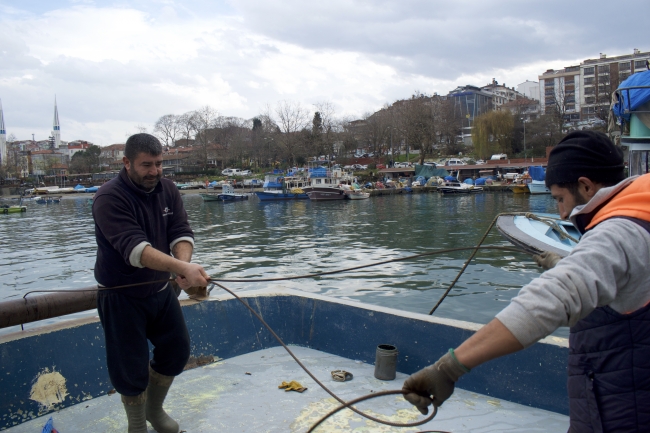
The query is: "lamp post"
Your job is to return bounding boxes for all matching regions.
[521,117,526,162]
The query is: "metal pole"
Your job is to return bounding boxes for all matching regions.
[0,287,99,329]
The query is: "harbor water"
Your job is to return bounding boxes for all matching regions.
[0,192,564,336]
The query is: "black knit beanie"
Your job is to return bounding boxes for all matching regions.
[545,131,625,187]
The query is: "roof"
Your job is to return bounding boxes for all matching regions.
[377,168,415,173]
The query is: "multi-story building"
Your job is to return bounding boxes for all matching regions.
[580,49,650,120]
[517,81,540,101]
[481,79,525,111]
[538,65,581,122]
[448,85,494,145]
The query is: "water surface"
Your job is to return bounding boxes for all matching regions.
[0,192,563,336]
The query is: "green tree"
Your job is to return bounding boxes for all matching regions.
[471,111,515,159]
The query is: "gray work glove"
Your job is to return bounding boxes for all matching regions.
[402,351,470,415]
[184,286,209,300]
[533,251,562,270]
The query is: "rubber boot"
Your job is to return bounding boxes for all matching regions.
[121,392,148,433]
[146,365,180,433]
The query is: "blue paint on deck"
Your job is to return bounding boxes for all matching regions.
[0,290,569,430]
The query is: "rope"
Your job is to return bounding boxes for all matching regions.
[21,245,527,298]
[211,281,447,432]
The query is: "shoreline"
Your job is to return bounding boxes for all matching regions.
[1,183,518,200]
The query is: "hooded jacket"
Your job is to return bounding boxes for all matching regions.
[92,167,194,297]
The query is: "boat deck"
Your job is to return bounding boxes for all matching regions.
[7,346,569,433]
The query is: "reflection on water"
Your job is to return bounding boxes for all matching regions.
[0,192,565,336]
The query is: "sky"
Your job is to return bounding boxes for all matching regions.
[0,0,648,146]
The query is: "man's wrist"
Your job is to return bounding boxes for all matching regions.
[448,348,471,373]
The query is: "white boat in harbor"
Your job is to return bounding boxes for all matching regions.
[345,190,370,200]
[496,212,581,257]
[438,181,483,194]
[527,167,551,194]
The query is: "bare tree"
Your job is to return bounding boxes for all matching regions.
[153,114,180,147]
[177,111,198,146]
[192,106,219,167]
[314,101,340,158]
[272,101,310,165]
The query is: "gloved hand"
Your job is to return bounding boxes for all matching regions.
[184,286,209,300]
[533,251,562,270]
[402,351,470,415]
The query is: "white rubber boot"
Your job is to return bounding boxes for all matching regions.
[146,365,180,433]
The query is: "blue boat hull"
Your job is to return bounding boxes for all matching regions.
[255,192,309,201]
[0,289,569,429]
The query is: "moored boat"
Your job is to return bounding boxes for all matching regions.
[0,205,27,214]
[438,181,483,194]
[255,175,309,201]
[496,212,581,257]
[345,190,370,200]
[527,166,550,194]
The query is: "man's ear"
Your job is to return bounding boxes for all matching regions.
[123,156,130,170]
[576,177,600,199]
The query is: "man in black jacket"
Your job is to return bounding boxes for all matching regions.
[93,133,209,433]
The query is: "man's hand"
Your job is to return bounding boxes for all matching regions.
[175,263,210,290]
[183,285,209,300]
[533,251,562,270]
[402,351,469,414]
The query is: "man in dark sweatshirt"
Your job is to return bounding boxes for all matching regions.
[93,133,210,433]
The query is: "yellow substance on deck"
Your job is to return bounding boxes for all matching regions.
[29,368,69,410]
[290,396,423,432]
[486,399,502,407]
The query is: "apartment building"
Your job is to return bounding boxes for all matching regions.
[580,49,650,119]
[538,65,581,122]
[481,79,525,110]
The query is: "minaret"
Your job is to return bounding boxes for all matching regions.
[52,96,61,149]
[0,99,6,165]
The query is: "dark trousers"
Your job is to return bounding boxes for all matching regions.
[97,286,190,396]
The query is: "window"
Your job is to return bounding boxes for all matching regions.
[566,104,575,111]
[566,96,576,103]
[545,98,555,105]
[620,72,631,80]
[635,60,648,69]
[582,107,596,114]
[584,67,595,75]
[619,62,631,71]
[545,80,555,87]
[545,89,555,96]
[585,96,596,104]
[565,77,574,84]
[598,65,610,73]
[584,87,595,95]
[584,77,594,85]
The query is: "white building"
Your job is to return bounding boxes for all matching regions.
[538,66,581,123]
[0,99,6,165]
[517,81,540,101]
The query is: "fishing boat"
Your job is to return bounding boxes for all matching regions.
[438,180,483,194]
[496,212,582,257]
[345,190,370,200]
[527,166,550,194]
[0,204,27,214]
[0,288,570,432]
[35,196,62,204]
[302,165,353,201]
[202,184,249,201]
[255,175,309,201]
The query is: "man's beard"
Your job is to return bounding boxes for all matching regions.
[129,170,161,191]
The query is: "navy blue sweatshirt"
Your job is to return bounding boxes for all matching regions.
[92,167,194,297]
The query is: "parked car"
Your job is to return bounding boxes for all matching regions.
[240,170,252,176]
[395,162,412,168]
[222,168,242,176]
[490,154,508,161]
[445,159,466,166]
[422,162,437,167]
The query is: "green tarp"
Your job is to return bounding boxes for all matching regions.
[414,165,449,178]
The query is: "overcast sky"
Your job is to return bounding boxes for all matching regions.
[1,0,648,145]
